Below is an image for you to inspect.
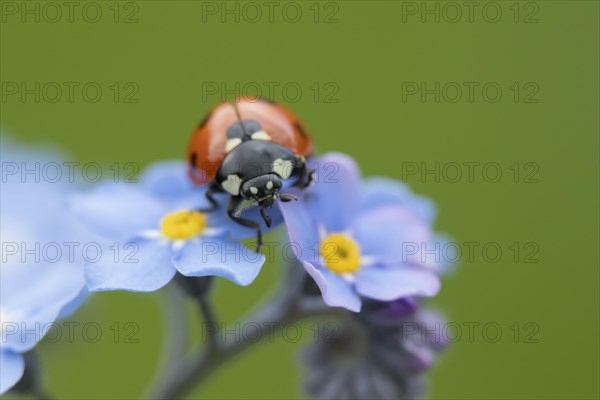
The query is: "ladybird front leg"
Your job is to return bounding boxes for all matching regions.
[259,207,272,228]
[226,196,263,251]
[197,182,223,213]
[292,159,315,189]
[303,168,316,188]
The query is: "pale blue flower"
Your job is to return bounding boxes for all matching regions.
[279,153,443,312]
[1,137,88,394]
[70,161,266,292]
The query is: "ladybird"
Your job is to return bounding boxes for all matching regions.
[187,96,314,248]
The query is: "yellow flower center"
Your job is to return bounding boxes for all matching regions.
[320,233,361,274]
[160,210,206,240]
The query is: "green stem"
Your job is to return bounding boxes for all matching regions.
[149,293,334,399]
[197,295,219,352]
[143,283,190,398]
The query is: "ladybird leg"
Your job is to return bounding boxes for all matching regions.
[304,168,316,188]
[197,183,223,213]
[292,162,315,189]
[227,196,263,251]
[279,194,298,202]
[259,207,272,228]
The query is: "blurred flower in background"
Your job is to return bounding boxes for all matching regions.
[69,161,266,292]
[280,153,447,312]
[302,300,447,400]
[0,136,90,394]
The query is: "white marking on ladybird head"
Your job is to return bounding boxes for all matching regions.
[266,180,274,190]
[221,174,242,195]
[272,158,293,179]
[250,186,258,195]
[225,138,243,153]
[251,130,271,141]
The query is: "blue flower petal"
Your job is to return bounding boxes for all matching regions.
[304,153,362,232]
[70,183,165,241]
[140,160,196,199]
[1,261,84,313]
[141,161,211,212]
[278,199,320,259]
[173,237,265,286]
[1,138,92,363]
[0,305,63,353]
[353,205,432,265]
[0,349,24,395]
[84,239,176,292]
[1,262,86,352]
[57,288,90,320]
[429,233,459,275]
[301,261,362,312]
[361,177,437,225]
[280,185,362,311]
[355,264,441,301]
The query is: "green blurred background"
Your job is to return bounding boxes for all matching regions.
[1,1,598,399]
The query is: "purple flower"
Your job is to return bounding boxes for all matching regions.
[279,153,443,312]
[301,307,447,399]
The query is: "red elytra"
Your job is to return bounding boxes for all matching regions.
[187,96,313,185]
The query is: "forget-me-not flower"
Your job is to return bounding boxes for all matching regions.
[70,160,266,292]
[1,138,88,394]
[301,306,447,399]
[279,153,443,312]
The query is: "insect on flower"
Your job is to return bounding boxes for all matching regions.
[187,96,315,249]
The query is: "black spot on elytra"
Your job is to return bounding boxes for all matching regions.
[226,122,245,139]
[228,119,262,139]
[190,152,197,167]
[241,119,262,135]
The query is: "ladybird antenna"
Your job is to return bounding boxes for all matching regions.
[234,201,258,218]
[277,193,299,202]
[231,101,248,136]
